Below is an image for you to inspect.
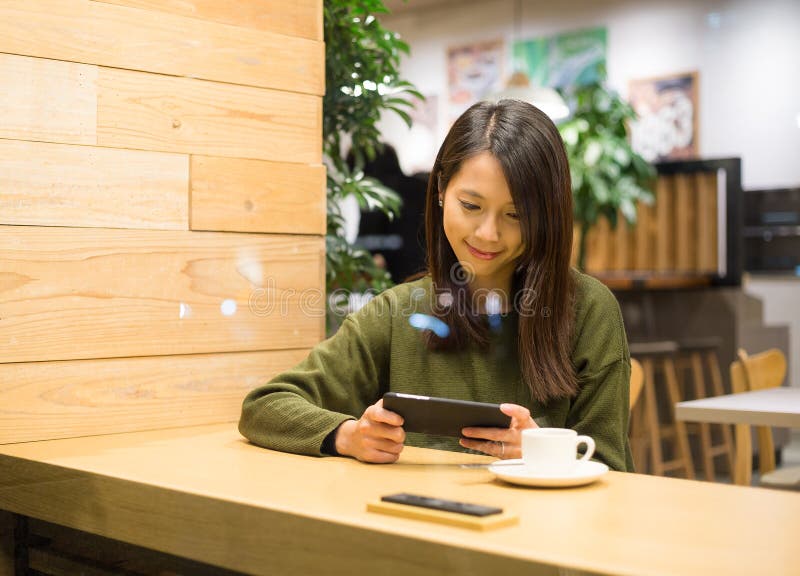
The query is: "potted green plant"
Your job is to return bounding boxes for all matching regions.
[558,80,656,271]
[323,0,422,331]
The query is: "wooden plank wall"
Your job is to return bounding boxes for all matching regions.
[0,0,326,444]
[574,171,719,275]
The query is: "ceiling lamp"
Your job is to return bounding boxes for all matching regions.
[488,0,570,121]
[492,70,570,121]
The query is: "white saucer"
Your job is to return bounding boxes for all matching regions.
[488,459,609,487]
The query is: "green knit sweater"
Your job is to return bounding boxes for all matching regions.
[239,270,633,472]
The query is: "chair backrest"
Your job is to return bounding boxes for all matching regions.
[730,348,788,475]
[734,348,787,393]
[630,358,644,410]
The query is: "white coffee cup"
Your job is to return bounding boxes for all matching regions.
[521,428,595,475]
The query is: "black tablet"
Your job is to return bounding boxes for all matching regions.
[382,392,511,437]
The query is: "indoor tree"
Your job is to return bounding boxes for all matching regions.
[323,0,422,330]
[558,80,656,271]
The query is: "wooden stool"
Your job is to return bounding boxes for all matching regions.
[676,338,736,482]
[630,341,695,479]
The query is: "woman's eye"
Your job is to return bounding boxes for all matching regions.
[459,201,479,211]
[507,212,520,220]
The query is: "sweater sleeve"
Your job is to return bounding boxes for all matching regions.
[238,296,391,456]
[566,276,634,472]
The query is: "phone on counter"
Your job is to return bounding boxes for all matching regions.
[380,493,503,517]
[382,392,511,437]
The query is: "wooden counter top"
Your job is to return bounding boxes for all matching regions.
[0,424,797,576]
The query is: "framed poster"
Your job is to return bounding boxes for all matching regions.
[629,71,700,162]
[513,27,607,92]
[446,39,504,122]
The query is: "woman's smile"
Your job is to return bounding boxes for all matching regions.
[465,241,502,260]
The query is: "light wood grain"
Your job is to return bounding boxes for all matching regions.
[696,171,718,272]
[674,174,694,271]
[0,226,325,363]
[613,211,630,271]
[0,349,308,444]
[0,53,96,145]
[655,175,674,271]
[97,67,321,164]
[0,139,188,230]
[190,156,326,234]
[92,0,323,41]
[586,216,611,272]
[634,200,654,270]
[0,0,323,95]
[1,428,798,576]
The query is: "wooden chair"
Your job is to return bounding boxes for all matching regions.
[628,357,647,472]
[731,348,799,489]
[676,338,735,481]
[630,358,644,410]
[629,341,695,478]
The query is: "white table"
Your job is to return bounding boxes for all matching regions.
[676,387,800,485]
[675,387,800,428]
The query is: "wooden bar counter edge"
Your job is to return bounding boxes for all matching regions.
[0,423,797,576]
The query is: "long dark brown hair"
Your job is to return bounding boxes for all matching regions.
[424,99,577,403]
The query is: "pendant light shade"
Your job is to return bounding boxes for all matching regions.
[488,0,570,122]
[489,71,570,121]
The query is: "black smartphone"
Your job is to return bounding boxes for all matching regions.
[381,493,502,517]
[382,392,511,437]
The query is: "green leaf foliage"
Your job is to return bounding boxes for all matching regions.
[323,0,422,331]
[558,80,656,270]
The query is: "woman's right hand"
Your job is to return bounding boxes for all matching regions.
[334,399,405,463]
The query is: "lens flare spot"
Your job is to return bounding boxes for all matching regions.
[220,299,237,317]
[409,313,450,338]
[179,302,193,319]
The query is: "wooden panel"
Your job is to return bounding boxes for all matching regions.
[695,171,718,272]
[634,200,654,270]
[97,67,321,164]
[191,156,326,235]
[0,349,308,444]
[0,53,96,145]
[674,174,694,271]
[613,211,630,271]
[93,0,323,41]
[0,139,188,230]
[585,216,611,272]
[0,0,324,95]
[655,175,674,271]
[0,226,325,363]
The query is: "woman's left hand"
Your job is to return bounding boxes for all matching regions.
[459,403,539,459]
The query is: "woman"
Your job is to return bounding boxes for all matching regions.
[239,99,633,471]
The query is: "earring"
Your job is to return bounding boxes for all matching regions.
[438,198,443,207]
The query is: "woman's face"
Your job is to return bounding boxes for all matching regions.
[440,152,525,294]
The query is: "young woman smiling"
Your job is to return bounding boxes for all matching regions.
[239,100,633,472]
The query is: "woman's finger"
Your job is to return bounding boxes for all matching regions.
[459,438,507,457]
[361,448,401,464]
[367,401,404,427]
[461,426,514,443]
[500,403,538,428]
[367,437,405,455]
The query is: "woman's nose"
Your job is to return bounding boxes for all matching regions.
[475,216,500,242]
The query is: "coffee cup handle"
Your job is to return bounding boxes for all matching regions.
[576,435,595,462]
